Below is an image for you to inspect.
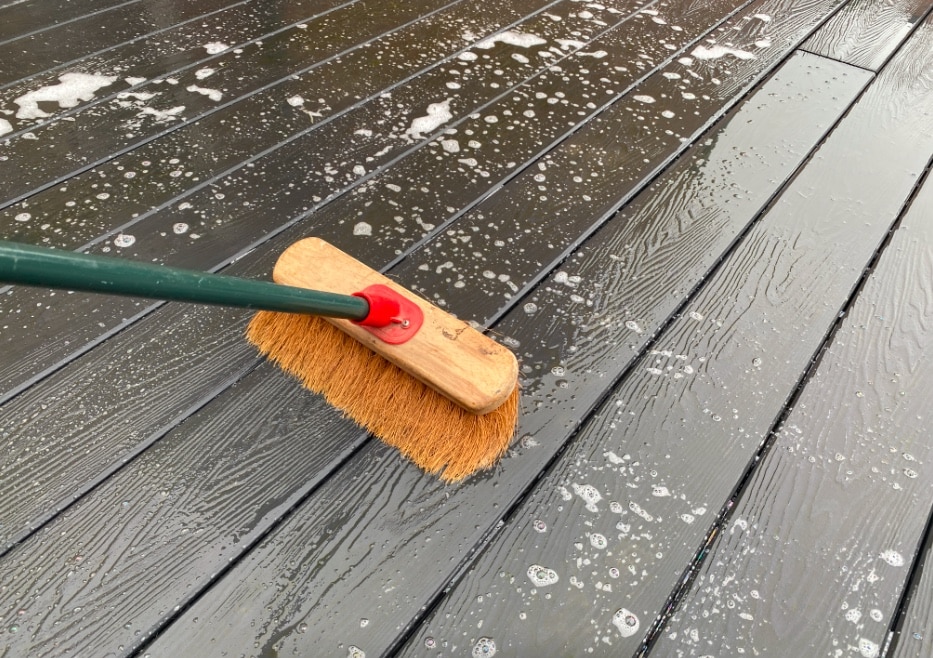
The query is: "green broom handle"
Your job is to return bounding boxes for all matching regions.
[0,240,370,321]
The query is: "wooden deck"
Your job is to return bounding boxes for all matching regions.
[2,0,933,656]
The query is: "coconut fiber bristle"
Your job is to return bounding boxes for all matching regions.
[246,310,520,482]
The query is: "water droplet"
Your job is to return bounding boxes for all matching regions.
[424,637,436,648]
[589,533,607,549]
[15,213,31,222]
[858,637,879,658]
[880,550,904,567]
[173,222,189,234]
[533,519,547,533]
[347,646,366,658]
[612,608,640,637]
[527,565,559,587]
[113,234,135,248]
[472,637,497,657]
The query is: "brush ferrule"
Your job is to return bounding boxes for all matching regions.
[351,284,424,344]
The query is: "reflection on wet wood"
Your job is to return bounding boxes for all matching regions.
[401,12,933,657]
[2,0,933,655]
[654,107,933,656]
[148,13,871,658]
[801,0,932,70]
[395,53,872,657]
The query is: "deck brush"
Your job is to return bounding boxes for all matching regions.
[0,238,520,481]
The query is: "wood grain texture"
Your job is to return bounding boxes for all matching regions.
[655,146,933,658]
[143,25,864,658]
[396,14,933,657]
[802,0,932,70]
[0,363,365,657]
[0,0,569,397]
[0,0,807,653]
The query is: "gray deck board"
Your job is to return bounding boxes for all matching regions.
[399,12,933,657]
[801,0,932,70]
[2,0,660,541]
[147,4,867,655]
[2,0,933,656]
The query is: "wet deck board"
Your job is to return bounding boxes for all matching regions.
[0,0,745,549]
[397,12,933,657]
[3,0,933,656]
[801,0,932,69]
[145,47,868,658]
[0,0,570,396]
[892,494,933,658]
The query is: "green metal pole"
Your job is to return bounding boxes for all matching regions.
[0,240,370,321]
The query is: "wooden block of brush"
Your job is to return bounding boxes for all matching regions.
[272,237,519,415]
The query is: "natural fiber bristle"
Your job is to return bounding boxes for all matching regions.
[246,310,520,482]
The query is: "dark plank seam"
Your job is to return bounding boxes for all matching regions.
[637,158,933,657]
[798,46,876,71]
[799,1,933,72]
[876,160,933,658]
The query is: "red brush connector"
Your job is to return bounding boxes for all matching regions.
[351,284,424,344]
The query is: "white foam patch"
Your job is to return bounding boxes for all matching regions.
[138,105,185,123]
[475,30,546,50]
[203,42,229,54]
[406,100,452,139]
[186,85,223,101]
[15,72,118,119]
[557,38,586,50]
[0,118,11,136]
[612,609,640,637]
[691,44,757,61]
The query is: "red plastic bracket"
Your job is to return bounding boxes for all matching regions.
[351,284,424,344]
